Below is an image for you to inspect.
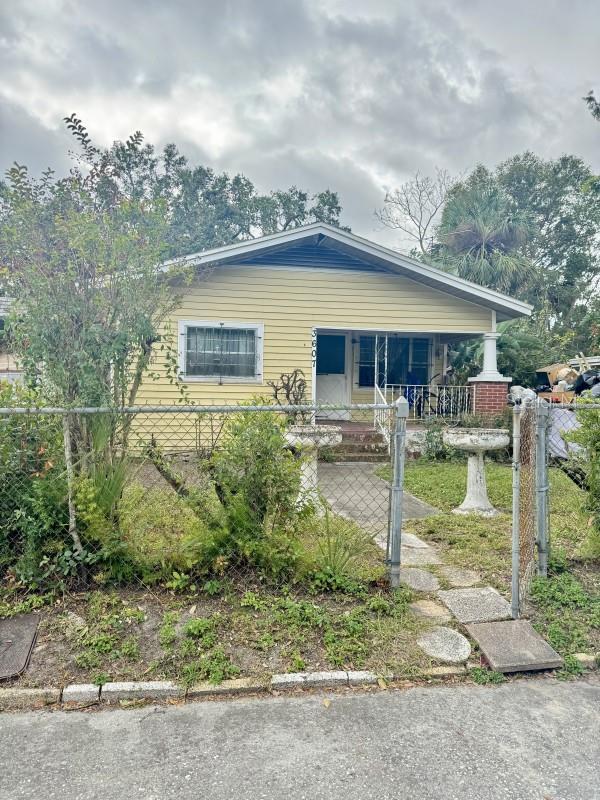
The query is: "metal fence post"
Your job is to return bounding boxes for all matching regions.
[535,400,551,577]
[511,402,522,618]
[388,396,409,588]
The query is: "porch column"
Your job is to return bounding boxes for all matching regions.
[468,332,511,417]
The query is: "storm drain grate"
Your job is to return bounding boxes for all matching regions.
[0,613,39,681]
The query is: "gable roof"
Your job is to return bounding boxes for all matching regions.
[175,223,532,322]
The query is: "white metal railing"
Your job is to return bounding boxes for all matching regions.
[381,384,473,420]
[374,384,392,444]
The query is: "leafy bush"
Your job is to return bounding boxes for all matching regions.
[0,383,69,583]
[422,419,454,461]
[207,408,304,578]
[117,484,217,580]
[568,397,600,557]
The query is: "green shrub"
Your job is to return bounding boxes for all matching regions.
[211,408,301,535]
[207,407,304,578]
[568,397,600,557]
[300,511,378,591]
[117,484,216,579]
[0,383,68,584]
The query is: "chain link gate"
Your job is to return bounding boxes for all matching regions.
[511,400,551,618]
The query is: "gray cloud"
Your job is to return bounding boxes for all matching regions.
[0,0,598,243]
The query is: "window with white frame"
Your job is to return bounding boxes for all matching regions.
[179,321,263,381]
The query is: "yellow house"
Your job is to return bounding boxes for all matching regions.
[136,223,531,420]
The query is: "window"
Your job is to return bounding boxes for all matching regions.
[357,335,431,387]
[179,321,263,381]
[316,334,346,375]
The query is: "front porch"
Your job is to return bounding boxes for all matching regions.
[313,328,474,423]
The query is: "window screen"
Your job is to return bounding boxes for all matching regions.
[316,335,345,375]
[358,336,375,387]
[185,326,257,378]
[409,338,430,384]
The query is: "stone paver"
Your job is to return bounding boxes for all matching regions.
[399,567,440,592]
[401,532,430,549]
[401,547,442,566]
[417,626,471,663]
[439,566,482,588]
[409,599,452,622]
[466,620,563,673]
[62,684,100,703]
[438,587,512,623]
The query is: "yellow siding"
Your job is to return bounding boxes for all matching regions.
[137,265,492,406]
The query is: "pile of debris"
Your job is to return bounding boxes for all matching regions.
[534,356,600,402]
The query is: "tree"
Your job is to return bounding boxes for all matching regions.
[376,168,456,255]
[434,166,537,294]
[584,90,600,121]
[61,115,343,259]
[496,152,600,334]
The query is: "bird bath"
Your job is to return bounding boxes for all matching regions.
[285,424,342,508]
[442,428,510,517]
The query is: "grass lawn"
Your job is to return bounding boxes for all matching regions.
[402,460,599,672]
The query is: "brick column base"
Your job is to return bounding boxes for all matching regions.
[470,380,511,417]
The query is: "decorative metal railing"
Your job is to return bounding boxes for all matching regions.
[380,384,473,421]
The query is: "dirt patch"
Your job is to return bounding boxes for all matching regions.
[4,582,436,689]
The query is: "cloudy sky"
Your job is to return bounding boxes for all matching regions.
[1,0,599,245]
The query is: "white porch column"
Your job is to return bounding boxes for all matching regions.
[468,329,512,416]
[476,331,505,381]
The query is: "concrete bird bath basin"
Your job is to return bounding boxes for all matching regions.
[285,424,342,508]
[443,428,510,517]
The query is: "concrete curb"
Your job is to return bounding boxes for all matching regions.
[0,661,513,712]
[101,681,183,702]
[62,684,100,704]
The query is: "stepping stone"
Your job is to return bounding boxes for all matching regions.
[437,587,512,624]
[439,566,482,588]
[417,626,471,663]
[402,532,430,549]
[466,620,563,673]
[401,547,442,567]
[399,568,440,592]
[409,599,452,622]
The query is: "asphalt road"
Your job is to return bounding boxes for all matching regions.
[1,677,599,800]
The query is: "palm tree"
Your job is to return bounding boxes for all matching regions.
[435,168,536,294]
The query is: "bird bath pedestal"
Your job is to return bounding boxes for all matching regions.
[443,428,510,517]
[285,424,342,508]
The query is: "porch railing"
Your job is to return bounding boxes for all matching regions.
[380,384,473,421]
[374,384,392,445]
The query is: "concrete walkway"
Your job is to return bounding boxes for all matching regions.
[2,677,598,799]
[317,462,436,538]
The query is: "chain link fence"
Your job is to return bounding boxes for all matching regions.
[511,397,600,617]
[0,402,410,602]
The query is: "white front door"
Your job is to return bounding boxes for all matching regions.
[315,333,350,420]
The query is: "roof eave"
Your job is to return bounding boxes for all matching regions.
[165,223,532,320]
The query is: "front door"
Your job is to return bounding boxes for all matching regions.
[315,333,350,420]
